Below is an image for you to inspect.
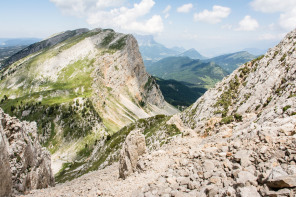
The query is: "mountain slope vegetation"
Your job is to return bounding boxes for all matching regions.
[155,77,206,108]
[146,56,228,89]
[207,51,256,73]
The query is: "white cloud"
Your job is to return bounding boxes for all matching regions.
[50,0,163,34]
[163,5,171,14]
[250,0,296,30]
[194,5,231,24]
[259,33,277,40]
[163,5,171,19]
[177,3,193,13]
[222,24,232,30]
[236,15,259,31]
[279,8,296,30]
[259,33,286,40]
[50,0,123,16]
[250,0,296,13]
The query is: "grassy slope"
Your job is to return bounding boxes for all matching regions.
[207,51,256,73]
[0,31,104,155]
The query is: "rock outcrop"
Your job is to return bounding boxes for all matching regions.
[0,108,54,196]
[119,130,146,179]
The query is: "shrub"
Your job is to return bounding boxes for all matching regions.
[283,105,291,112]
[220,116,234,124]
[139,100,145,107]
[263,96,272,107]
[10,105,16,112]
[280,54,287,62]
[255,105,261,111]
[109,36,127,50]
[234,113,242,122]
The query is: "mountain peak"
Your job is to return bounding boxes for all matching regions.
[133,34,157,46]
[179,48,207,60]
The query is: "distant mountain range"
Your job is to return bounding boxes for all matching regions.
[0,38,40,47]
[206,51,256,73]
[134,34,180,61]
[0,38,41,65]
[179,48,207,60]
[135,34,260,74]
[242,48,267,56]
[146,56,228,89]
[136,35,261,89]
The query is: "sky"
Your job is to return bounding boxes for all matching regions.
[0,0,296,56]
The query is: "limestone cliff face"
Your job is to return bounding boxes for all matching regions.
[0,108,54,196]
[92,31,175,128]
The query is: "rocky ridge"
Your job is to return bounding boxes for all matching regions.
[0,29,88,69]
[0,108,54,196]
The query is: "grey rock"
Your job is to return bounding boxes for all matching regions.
[268,166,288,179]
[119,130,146,179]
[176,177,190,186]
[266,188,291,197]
[286,165,296,175]
[267,175,296,189]
[237,171,257,185]
[205,185,219,197]
[203,160,215,172]
[238,186,260,197]
[234,150,252,167]
[188,181,200,190]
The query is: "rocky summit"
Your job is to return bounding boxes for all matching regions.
[0,108,54,197]
[18,28,296,197]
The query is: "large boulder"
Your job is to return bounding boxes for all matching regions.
[0,108,54,195]
[119,130,146,179]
